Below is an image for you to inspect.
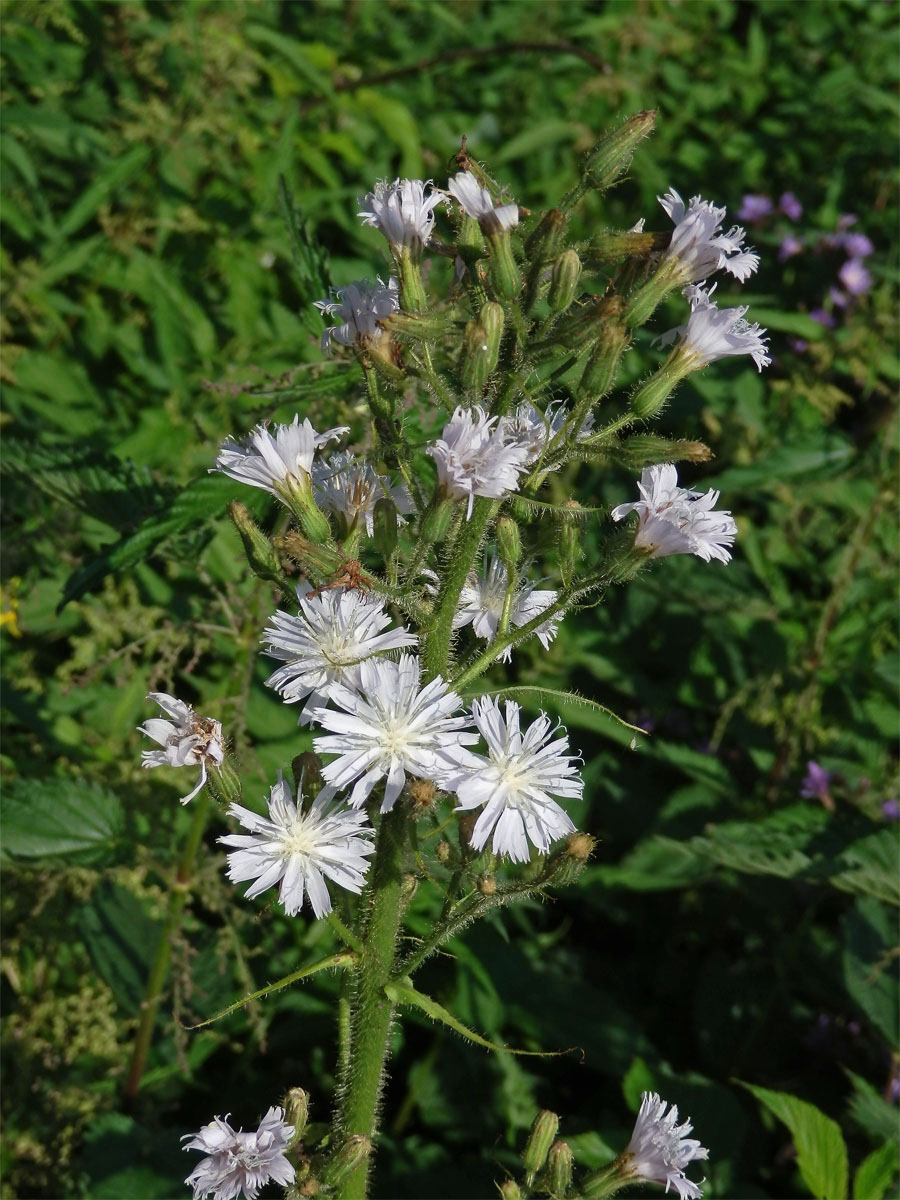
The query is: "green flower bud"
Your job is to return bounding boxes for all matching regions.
[547,250,582,313]
[630,364,682,420]
[496,515,522,570]
[228,501,287,586]
[461,301,504,390]
[284,1087,310,1141]
[581,299,629,399]
[487,229,521,300]
[373,497,398,559]
[547,1141,574,1198]
[557,500,582,589]
[322,1136,371,1186]
[421,495,457,544]
[206,758,242,808]
[583,109,657,193]
[497,1181,523,1200]
[619,435,713,469]
[523,1110,560,1177]
[624,256,684,328]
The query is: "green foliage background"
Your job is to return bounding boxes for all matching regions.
[2,1,897,1197]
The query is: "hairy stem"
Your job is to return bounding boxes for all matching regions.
[334,807,409,1199]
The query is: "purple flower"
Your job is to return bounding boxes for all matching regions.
[789,338,808,353]
[778,235,804,261]
[801,760,833,800]
[737,193,773,223]
[836,214,858,232]
[838,259,872,296]
[779,192,803,221]
[828,286,848,309]
[809,307,836,329]
[881,799,900,822]
[839,232,874,259]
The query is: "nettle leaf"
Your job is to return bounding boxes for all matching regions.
[1,777,124,865]
[853,1142,899,1200]
[742,1083,849,1200]
[77,882,162,1013]
[843,1069,900,1145]
[681,804,830,879]
[840,898,899,1045]
[831,830,900,906]
[59,474,270,608]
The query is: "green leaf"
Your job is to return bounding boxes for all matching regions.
[77,882,162,1013]
[832,831,900,906]
[1,778,123,865]
[385,977,567,1057]
[742,1082,849,1200]
[844,1069,900,1145]
[853,1142,899,1200]
[53,145,152,242]
[567,1130,619,1169]
[841,898,900,1044]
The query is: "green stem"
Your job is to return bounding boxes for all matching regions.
[422,497,499,679]
[335,808,409,1199]
[125,789,211,1099]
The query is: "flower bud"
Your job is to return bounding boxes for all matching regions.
[523,1110,560,1177]
[436,840,452,864]
[207,758,242,807]
[373,497,398,559]
[498,1182,523,1200]
[557,500,582,589]
[322,1135,371,1186]
[580,299,629,399]
[630,365,681,420]
[547,250,582,313]
[583,109,657,193]
[487,230,521,300]
[624,256,683,328]
[547,1141,574,1198]
[421,495,456,544]
[461,301,504,391]
[284,1087,310,1141]
[228,501,288,586]
[565,832,595,863]
[619,435,713,468]
[477,872,497,897]
[496,515,522,570]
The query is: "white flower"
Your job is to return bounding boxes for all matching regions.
[427,405,531,518]
[660,187,759,284]
[454,555,559,662]
[611,463,737,564]
[312,451,413,535]
[314,276,399,353]
[139,692,224,805]
[499,401,593,466]
[219,774,374,918]
[659,284,771,372]
[262,587,417,725]
[622,1091,709,1200]
[310,654,478,812]
[448,172,519,234]
[212,416,348,498]
[358,178,444,253]
[182,1106,296,1200]
[449,697,583,863]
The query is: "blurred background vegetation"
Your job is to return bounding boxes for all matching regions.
[1,1,897,1197]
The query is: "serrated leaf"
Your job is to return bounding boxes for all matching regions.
[853,1142,899,1200]
[1,778,123,865]
[53,145,152,242]
[77,882,162,1013]
[832,830,900,906]
[841,899,900,1045]
[742,1082,849,1200]
[59,473,271,608]
[844,1069,900,1145]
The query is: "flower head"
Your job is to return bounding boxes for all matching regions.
[212,416,348,500]
[263,587,417,725]
[448,172,519,235]
[454,555,559,662]
[736,193,773,224]
[838,232,873,259]
[448,697,583,862]
[310,654,478,812]
[660,188,759,284]
[139,692,224,804]
[660,284,771,372]
[219,773,374,918]
[779,192,803,221]
[498,401,591,467]
[838,258,872,296]
[427,405,530,518]
[358,178,444,254]
[314,277,399,353]
[800,760,833,801]
[622,1092,709,1200]
[182,1106,295,1200]
[611,463,738,564]
[312,451,413,536]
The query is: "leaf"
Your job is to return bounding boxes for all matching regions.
[567,1130,619,1168]
[841,899,900,1045]
[843,1069,900,1145]
[1,778,123,865]
[59,473,270,608]
[77,882,162,1013]
[181,951,355,1030]
[742,1082,849,1200]
[853,1142,899,1200]
[385,977,568,1057]
[465,684,649,739]
[832,831,900,906]
[53,145,152,242]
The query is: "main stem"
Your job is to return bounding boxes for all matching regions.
[335,806,408,1199]
[125,790,210,1100]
